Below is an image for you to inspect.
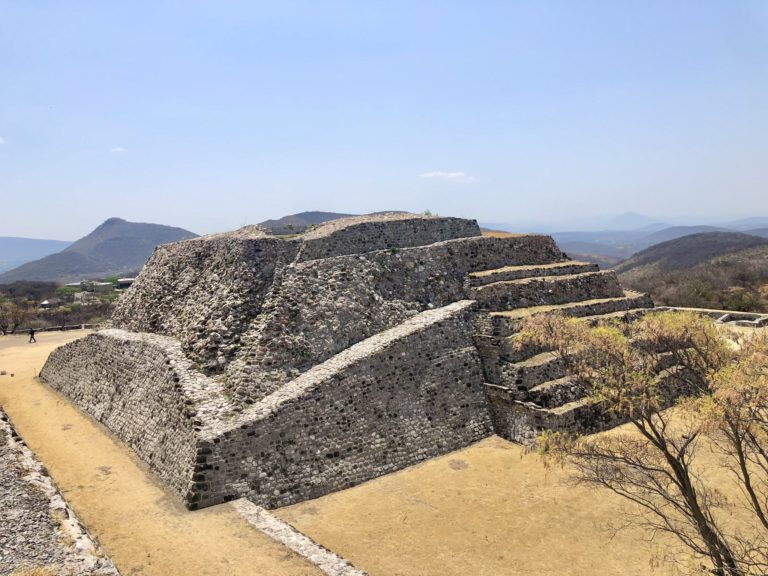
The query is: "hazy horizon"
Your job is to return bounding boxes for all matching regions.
[2,2,767,239]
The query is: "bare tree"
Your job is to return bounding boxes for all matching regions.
[520,311,768,575]
[0,300,32,335]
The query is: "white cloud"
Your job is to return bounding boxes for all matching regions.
[419,171,478,183]
[110,146,126,153]
[0,137,6,145]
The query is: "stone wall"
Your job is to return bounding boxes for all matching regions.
[41,303,493,510]
[225,235,566,402]
[466,261,598,287]
[110,215,483,373]
[112,229,299,372]
[192,301,492,509]
[40,330,201,498]
[469,271,624,310]
[296,214,481,261]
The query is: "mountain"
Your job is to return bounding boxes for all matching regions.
[0,218,198,283]
[259,211,355,234]
[552,229,652,246]
[615,232,768,312]
[747,228,768,239]
[0,237,72,273]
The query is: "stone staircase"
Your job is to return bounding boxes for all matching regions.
[470,260,654,443]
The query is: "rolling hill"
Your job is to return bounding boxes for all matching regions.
[637,225,730,246]
[615,232,768,312]
[614,232,768,273]
[0,218,198,283]
[0,237,72,273]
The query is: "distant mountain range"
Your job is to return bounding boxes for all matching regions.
[0,237,72,273]
[0,218,197,284]
[258,211,355,234]
[482,212,768,235]
[257,210,412,234]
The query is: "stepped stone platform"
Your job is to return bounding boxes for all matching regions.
[41,213,657,509]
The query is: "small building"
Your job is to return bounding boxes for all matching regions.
[116,278,135,290]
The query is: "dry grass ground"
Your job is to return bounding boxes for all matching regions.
[0,331,320,576]
[277,435,685,576]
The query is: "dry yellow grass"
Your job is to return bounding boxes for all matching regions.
[10,567,58,576]
[277,435,685,576]
[0,331,319,576]
[276,394,764,576]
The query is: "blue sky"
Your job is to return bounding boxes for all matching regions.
[1,1,767,239]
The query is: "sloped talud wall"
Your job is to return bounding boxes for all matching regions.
[40,330,201,498]
[41,303,492,510]
[192,301,492,509]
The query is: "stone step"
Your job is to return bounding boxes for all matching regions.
[466,261,598,287]
[483,291,654,338]
[579,307,652,327]
[485,386,618,443]
[496,351,566,390]
[469,271,624,311]
[526,376,585,408]
[541,398,593,427]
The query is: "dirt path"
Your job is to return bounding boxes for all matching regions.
[0,331,320,576]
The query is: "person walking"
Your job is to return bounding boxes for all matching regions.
[28,328,36,343]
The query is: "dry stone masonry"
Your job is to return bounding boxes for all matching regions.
[0,409,118,575]
[41,213,657,509]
